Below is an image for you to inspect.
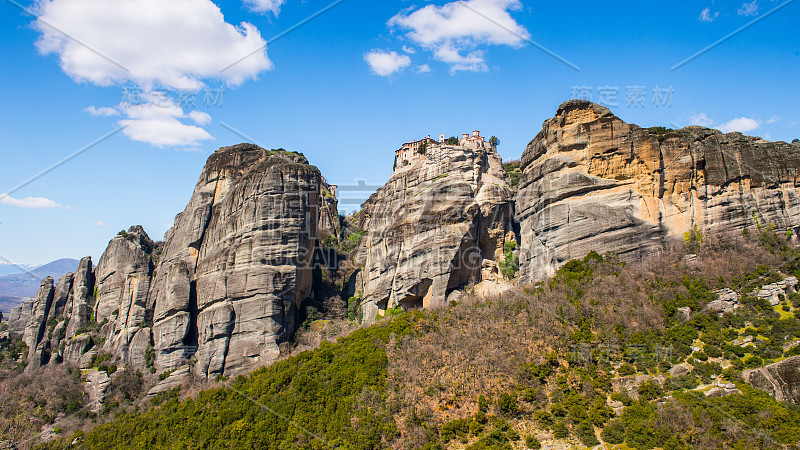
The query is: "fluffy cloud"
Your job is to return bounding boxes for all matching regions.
[416,64,432,73]
[699,7,719,22]
[92,221,108,227]
[767,115,780,124]
[688,113,714,127]
[738,0,759,16]
[365,50,412,77]
[244,0,286,15]
[84,105,119,116]
[34,0,272,89]
[0,194,63,209]
[719,117,762,133]
[388,0,529,73]
[688,113,762,134]
[33,0,272,148]
[188,111,213,126]
[118,94,214,148]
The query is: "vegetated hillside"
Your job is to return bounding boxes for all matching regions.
[34,229,800,449]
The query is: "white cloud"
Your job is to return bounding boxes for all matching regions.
[388,0,529,73]
[188,111,212,126]
[699,7,719,22]
[719,117,762,133]
[738,0,759,16]
[0,194,63,209]
[33,0,272,90]
[92,221,108,227]
[118,94,214,148]
[766,115,780,124]
[365,50,412,77]
[244,0,286,15]
[402,45,417,54]
[84,105,119,116]
[417,64,432,73]
[689,113,714,127]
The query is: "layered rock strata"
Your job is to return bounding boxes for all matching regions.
[744,356,800,404]
[517,100,800,282]
[14,145,327,380]
[148,144,322,376]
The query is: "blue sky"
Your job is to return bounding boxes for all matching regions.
[0,0,798,265]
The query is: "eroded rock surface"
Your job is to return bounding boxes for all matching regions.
[744,356,800,404]
[94,226,156,367]
[148,144,321,377]
[517,99,800,282]
[356,139,515,323]
[9,299,35,335]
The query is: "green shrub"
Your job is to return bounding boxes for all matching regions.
[576,420,599,447]
[499,241,519,280]
[478,394,489,413]
[601,419,625,444]
[440,418,470,443]
[553,421,569,439]
[637,380,664,401]
[618,363,636,376]
[523,434,540,449]
[497,393,518,416]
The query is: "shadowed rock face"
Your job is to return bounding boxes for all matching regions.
[23,277,54,372]
[744,356,800,404]
[356,142,515,323]
[65,257,95,342]
[148,144,321,377]
[517,99,800,282]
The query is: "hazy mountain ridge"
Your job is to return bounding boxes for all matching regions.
[0,258,79,314]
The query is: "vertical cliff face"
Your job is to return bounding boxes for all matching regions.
[516,99,800,282]
[14,145,326,379]
[94,226,156,367]
[19,257,96,372]
[23,277,54,372]
[64,257,95,342]
[356,141,515,323]
[148,144,321,376]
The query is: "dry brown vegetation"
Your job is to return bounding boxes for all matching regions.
[385,233,794,448]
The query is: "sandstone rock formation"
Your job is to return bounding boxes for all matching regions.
[517,99,800,282]
[13,145,328,382]
[94,226,156,367]
[84,369,111,414]
[148,144,322,377]
[704,288,740,314]
[744,356,800,404]
[64,257,95,342]
[22,277,54,372]
[8,298,35,334]
[355,138,515,323]
[752,276,798,306]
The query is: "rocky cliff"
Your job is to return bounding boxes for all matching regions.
[517,99,800,282]
[148,144,322,376]
[12,101,800,383]
[355,141,515,323]
[744,356,800,404]
[13,144,330,379]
